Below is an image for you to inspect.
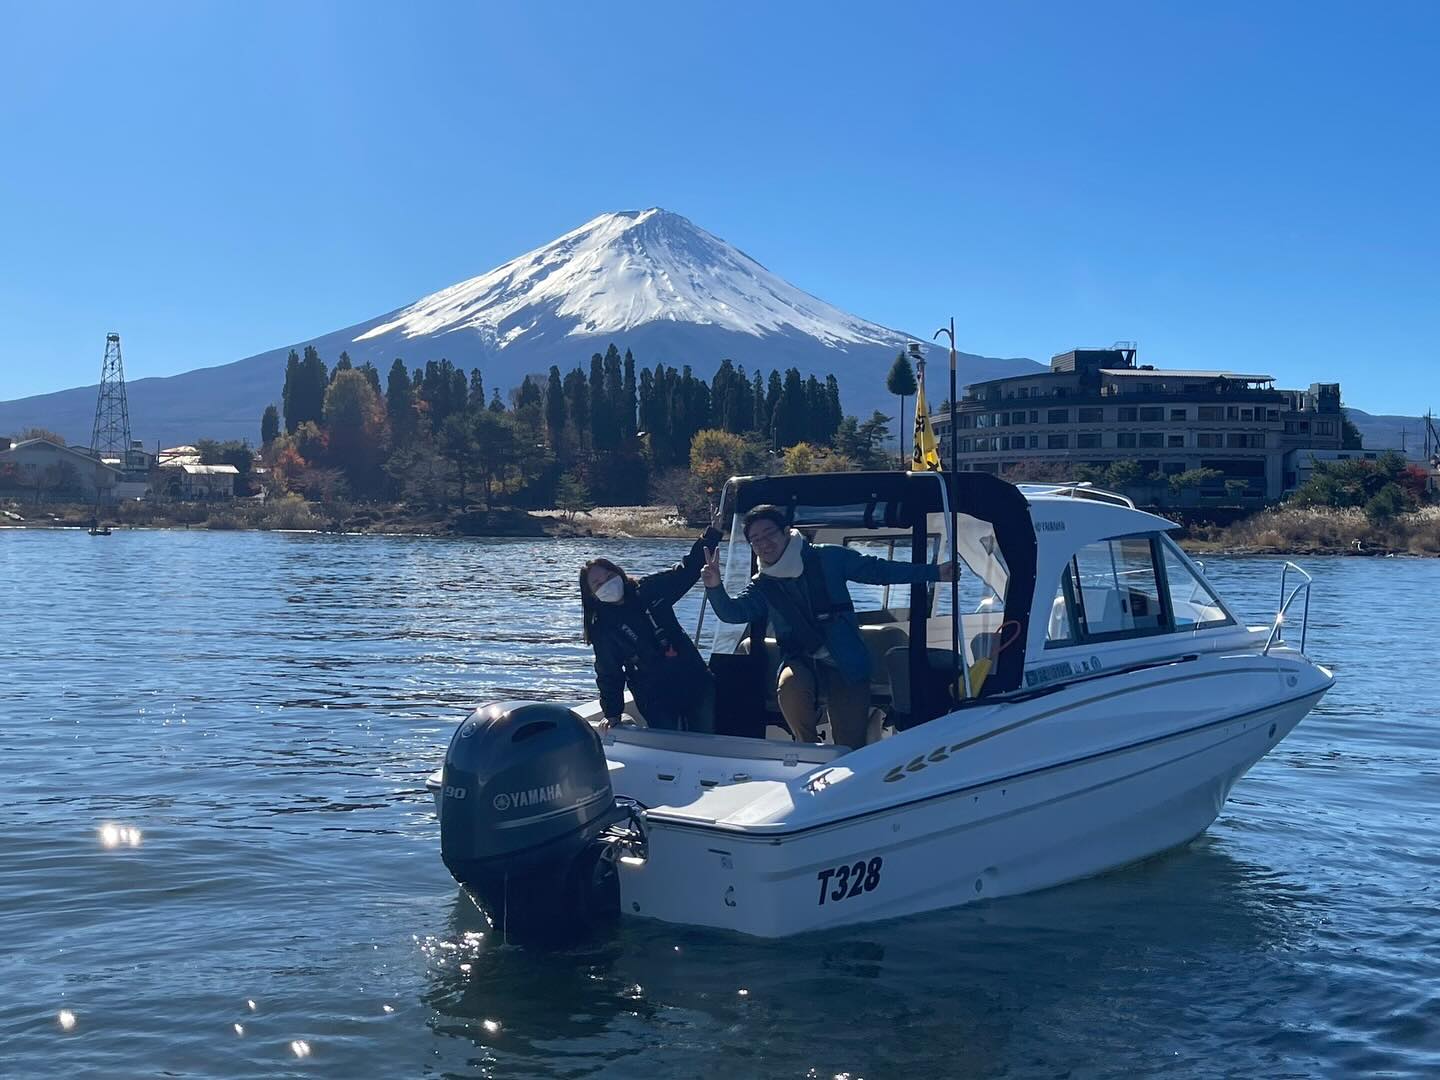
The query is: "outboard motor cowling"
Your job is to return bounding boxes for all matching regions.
[439,701,634,942]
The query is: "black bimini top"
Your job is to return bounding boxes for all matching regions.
[727,471,1038,697]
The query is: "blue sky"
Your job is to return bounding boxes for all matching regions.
[1,1,1435,416]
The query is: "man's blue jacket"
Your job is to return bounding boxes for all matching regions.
[706,539,940,683]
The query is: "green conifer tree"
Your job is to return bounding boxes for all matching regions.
[545,366,566,454]
[886,352,918,468]
[468,369,486,414]
[281,349,302,433]
[261,404,280,446]
[563,366,590,452]
[589,353,609,449]
[386,358,417,443]
[620,349,638,442]
[775,368,807,448]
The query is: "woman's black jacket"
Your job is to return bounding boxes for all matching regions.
[592,529,720,719]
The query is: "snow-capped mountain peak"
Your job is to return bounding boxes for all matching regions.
[355,208,906,351]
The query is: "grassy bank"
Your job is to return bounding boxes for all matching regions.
[1182,505,1440,557]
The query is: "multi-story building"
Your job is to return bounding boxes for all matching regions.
[931,346,1346,503]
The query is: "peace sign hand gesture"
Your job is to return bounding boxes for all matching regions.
[701,546,722,588]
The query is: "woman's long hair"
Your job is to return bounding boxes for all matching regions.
[580,558,637,644]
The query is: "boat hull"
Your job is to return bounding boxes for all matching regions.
[615,687,1322,938]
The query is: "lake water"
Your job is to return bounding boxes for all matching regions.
[2,529,1438,1078]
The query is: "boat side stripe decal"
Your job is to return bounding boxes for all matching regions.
[644,687,1326,839]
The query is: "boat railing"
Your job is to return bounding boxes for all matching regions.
[1263,561,1313,656]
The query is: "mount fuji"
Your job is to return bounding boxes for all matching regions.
[0,209,1041,447]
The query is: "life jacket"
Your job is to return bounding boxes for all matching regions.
[752,544,854,659]
[601,595,681,671]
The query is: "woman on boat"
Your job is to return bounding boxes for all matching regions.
[581,526,722,733]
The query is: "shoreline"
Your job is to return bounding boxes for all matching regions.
[6,500,1436,556]
[0,501,702,541]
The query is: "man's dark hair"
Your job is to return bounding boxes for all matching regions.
[742,504,788,539]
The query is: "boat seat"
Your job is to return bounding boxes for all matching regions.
[858,623,908,699]
[885,645,993,728]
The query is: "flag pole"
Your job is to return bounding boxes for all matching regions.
[934,318,961,698]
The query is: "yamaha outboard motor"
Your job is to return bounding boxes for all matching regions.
[439,702,642,944]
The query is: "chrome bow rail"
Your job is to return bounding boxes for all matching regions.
[1263,561,1313,655]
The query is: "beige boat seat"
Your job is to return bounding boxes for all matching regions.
[736,622,909,708]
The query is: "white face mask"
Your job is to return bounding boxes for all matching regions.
[594,577,625,604]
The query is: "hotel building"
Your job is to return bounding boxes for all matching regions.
[931,346,1346,503]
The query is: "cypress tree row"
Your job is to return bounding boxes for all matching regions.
[262,337,876,514]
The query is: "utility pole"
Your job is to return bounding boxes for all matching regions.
[89,332,132,462]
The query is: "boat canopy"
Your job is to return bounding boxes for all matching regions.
[723,471,1038,697]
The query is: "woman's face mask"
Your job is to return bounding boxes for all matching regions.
[594,577,625,604]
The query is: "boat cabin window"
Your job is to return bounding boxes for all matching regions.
[1045,570,1079,646]
[1158,536,1234,629]
[1047,533,1173,645]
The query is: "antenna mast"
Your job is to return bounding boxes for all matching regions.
[89,332,132,461]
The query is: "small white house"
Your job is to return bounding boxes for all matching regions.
[179,463,239,499]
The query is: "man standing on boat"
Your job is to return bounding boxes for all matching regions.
[702,505,954,747]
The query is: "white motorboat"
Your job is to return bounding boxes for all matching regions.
[430,471,1331,940]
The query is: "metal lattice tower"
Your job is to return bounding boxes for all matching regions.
[89,332,132,460]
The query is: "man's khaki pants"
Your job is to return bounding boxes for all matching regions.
[777,660,871,748]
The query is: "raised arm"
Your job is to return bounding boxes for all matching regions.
[645,527,723,606]
[836,544,950,586]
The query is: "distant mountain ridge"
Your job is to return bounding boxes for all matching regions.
[0,209,1040,446]
[1343,408,1438,460]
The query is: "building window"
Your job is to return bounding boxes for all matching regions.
[1117,407,1138,422]
[1315,421,1334,435]
[959,438,971,452]
[1139,406,1164,422]
[1047,408,1069,424]
[1139,432,1164,449]
[1241,408,1254,421]
[1198,406,1223,421]
[1077,407,1103,423]
[1076,433,1102,449]
[1029,435,1039,449]
[1169,408,1186,421]
[1167,434,1185,448]
[1047,433,1070,450]
[1226,433,1265,449]
[1116,432,1138,449]
[1029,410,1039,424]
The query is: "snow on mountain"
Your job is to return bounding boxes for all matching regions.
[0,209,1040,446]
[355,209,908,351]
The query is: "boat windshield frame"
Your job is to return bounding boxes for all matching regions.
[711,471,1038,700]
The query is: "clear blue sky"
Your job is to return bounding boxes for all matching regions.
[1,1,1435,416]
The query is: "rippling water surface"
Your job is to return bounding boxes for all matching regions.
[2,530,1438,1078]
